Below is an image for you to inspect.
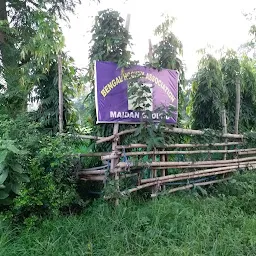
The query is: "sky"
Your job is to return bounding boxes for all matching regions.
[61,0,255,78]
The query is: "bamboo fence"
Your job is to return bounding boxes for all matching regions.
[74,126,256,199]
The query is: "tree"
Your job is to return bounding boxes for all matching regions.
[149,15,185,125]
[189,53,226,130]
[239,56,256,131]
[86,9,133,144]
[220,50,241,132]
[0,0,80,115]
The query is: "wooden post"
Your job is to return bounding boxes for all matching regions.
[111,123,119,205]
[234,76,241,134]
[58,54,63,133]
[222,109,227,160]
[161,150,166,191]
[152,150,158,194]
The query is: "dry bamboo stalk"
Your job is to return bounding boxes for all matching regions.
[59,133,104,140]
[122,164,256,194]
[222,109,228,160]
[151,177,231,197]
[116,142,242,150]
[116,156,256,169]
[110,160,256,174]
[152,151,158,194]
[81,165,107,171]
[79,169,107,175]
[161,150,166,190]
[81,175,105,181]
[144,161,256,170]
[239,151,256,156]
[111,123,120,205]
[101,148,256,161]
[140,163,251,184]
[122,148,256,156]
[96,127,243,144]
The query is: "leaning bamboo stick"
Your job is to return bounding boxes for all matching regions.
[151,177,231,197]
[144,161,256,170]
[238,151,256,156]
[121,164,256,194]
[101,148,256,161]
[116,156,256,169]
[116,142,242,150]
[79,169,107,175]
[140,163,252,184]
[81,175,105,181]
[109,160,256,174]
[122,148,256,157]
[96,127,243,144]
[59,133,104,140]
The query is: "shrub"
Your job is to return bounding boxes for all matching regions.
[0,114,84,225]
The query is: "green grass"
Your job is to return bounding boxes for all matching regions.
[1,173,256,256]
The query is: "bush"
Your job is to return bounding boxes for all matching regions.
[0,114,84,225]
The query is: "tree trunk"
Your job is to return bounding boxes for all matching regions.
[58,55,64,133]
[222,109,227,160]
[234,77,241,134]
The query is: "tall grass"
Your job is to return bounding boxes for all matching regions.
[1,173,256,256]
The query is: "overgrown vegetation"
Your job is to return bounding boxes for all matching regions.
[1,173,256,256]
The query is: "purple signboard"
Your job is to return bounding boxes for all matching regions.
[94,61,179,124]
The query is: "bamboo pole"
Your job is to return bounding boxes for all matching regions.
[161,150,166,191]
[101,148,256,161]
[121,163,256,194]
[59,133,104,140]
[81,176,105,181]
[151,177,231,197]
[239,151,256,156]
[235,76,241,134]
[58,55,63,133]
[110,160,256,174]
[96,127,243,144]
[222,109,228,160]
[116,142,242,150]
[79,169,107,175]
[111,123,120,205]
[116,156,256,169]
[140,164,250,184]
[152,150,158,194]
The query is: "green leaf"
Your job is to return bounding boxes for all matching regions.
[0,150,8,164]
[6,144,26,155]
[10,163,24,173]
[11,182,21,195]
[0,190,9,200]
[18,173,30,183]
[0,169,8,184]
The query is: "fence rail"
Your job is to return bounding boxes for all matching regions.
[64,127,255,200]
